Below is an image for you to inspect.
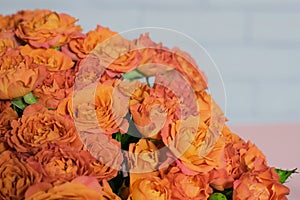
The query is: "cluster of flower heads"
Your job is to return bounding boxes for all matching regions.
[0,9,290,200]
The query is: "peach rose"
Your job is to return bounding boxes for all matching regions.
[6,104,82,153]
[15,11,82,48]
[0,150,41,200]
[128,139,160,186]
[0,48,48,99]
[165,166,213,200]
[161,116,226,174]
[62,25,117,60]
[128,176,171,200]
[20,45,74,71]
[233,168,290,200]
[25,176,121,200]
[27,145,108,185]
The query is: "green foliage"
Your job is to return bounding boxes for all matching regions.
[275,168,298,184]
[209,193,227,200]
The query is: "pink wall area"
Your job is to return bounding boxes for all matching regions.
[229,123,300,200]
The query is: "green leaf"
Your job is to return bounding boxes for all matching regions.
[23,92,38,105]
[209,193,227,200]
[275,168,298,184]
[123,70,144,80]
[11,97,27,110]
[52,46,61,51]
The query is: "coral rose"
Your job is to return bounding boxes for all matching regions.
[233,168,290,200]
[25,176,121,200]
[15,11,82,48]
[128,176,171,200]
[165,166,213,200]
[0,150,41,200]
[6,104,82,153]
[0,48,47,99]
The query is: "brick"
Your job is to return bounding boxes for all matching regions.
[206,46,300,81]
[141,10,245,44]
[252,13,300,44]
[256,81,300,122]
[208,0,300,7]
[221,81,256,123]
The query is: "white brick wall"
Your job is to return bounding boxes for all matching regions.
[252,13,300,44]
[0,0,299,124]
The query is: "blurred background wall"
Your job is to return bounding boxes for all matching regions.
[1,0,300,124]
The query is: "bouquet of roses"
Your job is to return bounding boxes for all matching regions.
[0,9,296,200]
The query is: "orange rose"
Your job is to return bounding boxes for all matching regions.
[133,33,207,91]
[0,30,18,56]
[259,168,290,199]
[15,11,82,48]
[129,84,167,139]
[20,45,74,71]
[86,33,139,78]
[32,65,77,109]
[240,141,268,173]
[56,92,73,116]
[128,139,160,186]
[27,145,114,185]
[233,168,290,200]
[0,14,12,31]
[72,80,129,134]
[0,101,18,136]
[6,104,82,153]
[5,10,52,31]
[63,25,117,60]
[128,176,171,200]
[0,150,41,200]
[25,176,121,200]
[209,168,234,191]
[0,48,48,99]
[161,116,225,174]
[79,130,123,172]
[165,166,213,199]
[209,126,247,190]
